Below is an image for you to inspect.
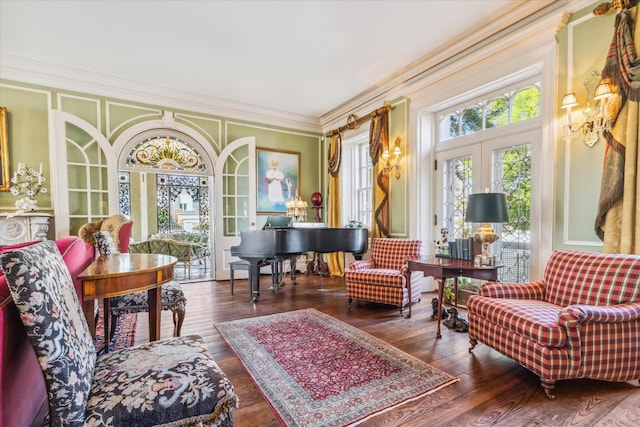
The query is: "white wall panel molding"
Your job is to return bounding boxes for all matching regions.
[1,54,322,133]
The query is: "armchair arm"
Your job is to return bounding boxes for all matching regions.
[349,259,375,270]
[188,243,208,259]
[560,302,640,325]
[479,280,546,300]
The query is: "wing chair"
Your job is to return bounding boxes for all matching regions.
[78,213,133,253]
[345,238,424,317]
[468,249,640,399]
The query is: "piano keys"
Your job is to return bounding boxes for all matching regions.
[230,227,369,302]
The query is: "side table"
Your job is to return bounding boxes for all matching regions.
[407,258,501,338]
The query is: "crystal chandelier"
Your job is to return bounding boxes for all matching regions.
[286,196,307,222]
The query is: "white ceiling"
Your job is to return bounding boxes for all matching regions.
[1,0,568,123]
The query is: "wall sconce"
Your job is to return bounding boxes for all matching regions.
[286,196,307,222]
[382,137,402,179]
[561,70,613,147]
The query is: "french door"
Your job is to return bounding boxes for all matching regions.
[435,129,538,282]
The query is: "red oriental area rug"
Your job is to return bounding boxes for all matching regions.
[215,309,458,426]
[93,310,137,354]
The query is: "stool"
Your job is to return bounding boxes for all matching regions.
[229,260,251,295]
[229,259,286,295]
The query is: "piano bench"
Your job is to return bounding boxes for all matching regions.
[229,259,285,296]
[229,260,251,295]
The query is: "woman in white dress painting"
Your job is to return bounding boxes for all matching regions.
[265,157,285,207]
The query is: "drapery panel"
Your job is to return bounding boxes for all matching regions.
[327,134,344,276]
[595,5,640,254]
[369,110,390,238]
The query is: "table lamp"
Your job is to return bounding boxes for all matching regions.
[465,192,509,265]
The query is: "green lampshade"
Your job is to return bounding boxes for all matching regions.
[465,193,509,223]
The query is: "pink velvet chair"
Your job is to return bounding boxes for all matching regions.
[0,236,95,427]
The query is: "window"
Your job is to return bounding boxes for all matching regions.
[342,133,372,228]
[435,79,540,282]
[439,83,540,141]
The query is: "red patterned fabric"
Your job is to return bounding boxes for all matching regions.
[345,239,423,314]
[468,249,640,397]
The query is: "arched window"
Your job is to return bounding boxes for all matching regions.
[125,133,207,172]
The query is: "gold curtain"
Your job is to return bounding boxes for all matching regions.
[326,134,344,276]
[595,5,640,254]
[369,110,390,238]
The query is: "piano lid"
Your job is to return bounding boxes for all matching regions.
[231,227,369,258]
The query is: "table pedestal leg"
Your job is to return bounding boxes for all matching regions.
[102,298,111,352]
[436,278,445,339]
[148,286,162,341]
[83,299,96,339]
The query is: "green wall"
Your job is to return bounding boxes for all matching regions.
[0,80,322,237]
[554,2,616,250]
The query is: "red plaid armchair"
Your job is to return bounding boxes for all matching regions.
[345,238,423,318]
[468,249,640,399]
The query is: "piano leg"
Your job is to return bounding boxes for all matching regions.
[289,256,297,282]
[246,258,262,302]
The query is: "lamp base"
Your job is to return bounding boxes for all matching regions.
[474,253,496,266]
[474,224,500,266]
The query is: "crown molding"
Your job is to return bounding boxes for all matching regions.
[0,54,323,134]
[319,0,578,130]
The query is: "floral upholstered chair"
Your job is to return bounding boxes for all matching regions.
[0,240,238,426]
[468,249,640,399]
[78,214,133,253]
[94,231,187,339]
[345,238,424,318]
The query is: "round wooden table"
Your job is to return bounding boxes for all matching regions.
[78,253,177,349]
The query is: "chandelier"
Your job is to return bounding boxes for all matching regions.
[286,196,307,222]
[561,71,613,147]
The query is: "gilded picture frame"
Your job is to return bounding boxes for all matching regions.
[256,148,300,213]
[0,107,9,192]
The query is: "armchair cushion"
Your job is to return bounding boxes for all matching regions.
[94,231,116,255]
[110,281,187,315]
[85,335,237,426]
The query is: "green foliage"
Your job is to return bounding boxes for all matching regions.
[485,97,509,128]
[513,87,540,122]
[461,106,482,135]
[500,145,531,233]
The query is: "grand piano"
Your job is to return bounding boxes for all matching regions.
[230,226,369,302]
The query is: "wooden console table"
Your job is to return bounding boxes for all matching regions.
[78,253,177,349]
[407,258,501,338]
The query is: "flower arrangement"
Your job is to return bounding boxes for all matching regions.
[10,162,47,212]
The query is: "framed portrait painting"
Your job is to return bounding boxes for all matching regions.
[257,148,300,213]
[0,107,9,192]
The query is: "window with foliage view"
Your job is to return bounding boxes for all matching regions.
[440,83,540,141]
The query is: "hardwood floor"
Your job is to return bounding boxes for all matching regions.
[135,274,640,427]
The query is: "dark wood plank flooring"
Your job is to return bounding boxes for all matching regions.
[135,274,640,427]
